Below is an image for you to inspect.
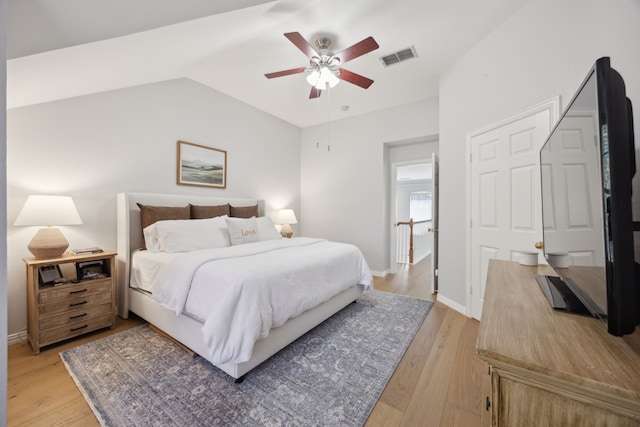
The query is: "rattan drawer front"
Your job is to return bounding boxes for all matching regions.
[39,313,113,346]
[39,291,112,317]
[39,280,111,304]
[39,302,113,330]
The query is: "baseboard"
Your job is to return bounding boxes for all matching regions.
[436,294,468,317]
[412,253,428,264]
[8,330,27,346]
[370,269,388,277]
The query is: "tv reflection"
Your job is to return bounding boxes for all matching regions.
[539,71,606,317]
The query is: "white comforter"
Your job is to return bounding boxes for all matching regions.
[152,237,373,365]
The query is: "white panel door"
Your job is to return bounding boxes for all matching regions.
[469,100,558,320]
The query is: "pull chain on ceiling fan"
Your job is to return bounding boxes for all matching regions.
[265,32,379,99]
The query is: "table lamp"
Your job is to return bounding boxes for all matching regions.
[14,195,83,259]
[276,209,298,238]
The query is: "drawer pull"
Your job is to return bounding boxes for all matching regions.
[485,396,491,411]
[70,325,88,332]
[69,301,87,307]
[70,288,88,295]
[69,313,88,320]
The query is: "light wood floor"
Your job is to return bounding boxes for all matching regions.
[7,258,490,426]
[366,258,491,426]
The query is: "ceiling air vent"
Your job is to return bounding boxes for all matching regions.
[380,46,418,67]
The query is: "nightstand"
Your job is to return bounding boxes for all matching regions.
[24,251,117,354]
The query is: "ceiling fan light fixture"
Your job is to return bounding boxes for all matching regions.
[305,70,319,86]
[306,66,340,90]
[266,32,378,98]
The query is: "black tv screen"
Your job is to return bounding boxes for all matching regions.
[537,57,638,336]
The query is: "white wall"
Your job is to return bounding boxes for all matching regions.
[300,98,439,273]
[6,78,301,335]
[438,0,640,307]
[1,0,9,421]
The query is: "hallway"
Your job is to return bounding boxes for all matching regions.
[377,255,432,300]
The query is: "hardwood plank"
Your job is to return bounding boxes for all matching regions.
[366,400,404,426]
[439,403,481,427]
[445,316,487,417]
[375,302,446,412]
[399,308,466,426]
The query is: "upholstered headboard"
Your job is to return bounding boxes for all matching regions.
[116,192,265,318]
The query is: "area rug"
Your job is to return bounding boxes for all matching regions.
[60,290,432,427]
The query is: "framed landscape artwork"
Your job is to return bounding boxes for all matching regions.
[177,140,227,188]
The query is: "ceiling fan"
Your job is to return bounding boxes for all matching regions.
[265,32,379,99]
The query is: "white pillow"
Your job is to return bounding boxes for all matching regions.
[143,216,230,252]
[257,216,282,241]
[226,217,260,245]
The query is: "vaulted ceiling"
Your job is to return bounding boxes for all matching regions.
[6,0,529,127]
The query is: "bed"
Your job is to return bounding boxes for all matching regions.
[116,192,373,380]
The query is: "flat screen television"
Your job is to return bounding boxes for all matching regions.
[537,56,639,336]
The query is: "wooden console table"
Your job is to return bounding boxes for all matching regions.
[477,260,640,426]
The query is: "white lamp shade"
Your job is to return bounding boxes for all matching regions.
[306,70,320,87]
[276,209,298,225]
[15,195,82,259]
[14,195,83,226]
[320,68,340,88]
[306,68,340,90]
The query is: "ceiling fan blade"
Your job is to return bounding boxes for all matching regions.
[284,32,318,58]
[309,87,322,99]
[265,67,307,79]
[338,68,374,89]
[333,36,379,64]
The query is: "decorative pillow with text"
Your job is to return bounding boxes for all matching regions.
[226,217,260,245]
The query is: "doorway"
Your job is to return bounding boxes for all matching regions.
[395,162,431,262]
[385,137,439,293]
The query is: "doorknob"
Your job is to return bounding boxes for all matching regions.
[535,241,543,249]
[428,228,439,233]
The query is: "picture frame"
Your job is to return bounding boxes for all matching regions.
[177,140,227,188]
[38,265,62,285]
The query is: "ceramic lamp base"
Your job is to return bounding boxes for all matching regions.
[27,227,69,259]
[281,223,294,239]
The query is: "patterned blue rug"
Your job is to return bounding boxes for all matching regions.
[60,290,432,426]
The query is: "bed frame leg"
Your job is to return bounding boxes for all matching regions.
[234,375,245,384]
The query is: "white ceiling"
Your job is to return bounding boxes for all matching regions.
[6,0,528,128]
